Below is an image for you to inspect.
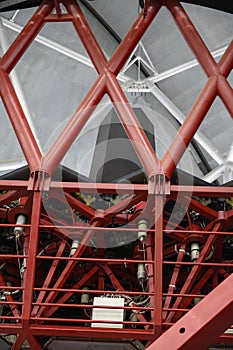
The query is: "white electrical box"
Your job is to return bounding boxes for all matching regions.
[91,297,124,329]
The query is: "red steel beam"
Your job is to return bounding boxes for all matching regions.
[50,181,148,194]
[0,190,26,207]
[64,0,107,74]
[0,70,42,171]
[108,0,162,76]
[217,76,233,118]
[0,180,28,190]
[165,0,218,77]
[22,191,42,328]
[0,0,54,73]
[227,209,233,220]
[42,73,106,175]
[147,231,155,323]
[103,194,145,221]
[170,185,233,197]
[29,324,154,340]
[44,13,73,22]
[0,180,228,198]
[218,41,233,77]
[187,197,218,220]
[217,334,233,345]
[162,243,186,321]
[39,216,77,241]
[27,335,43,350]
[161,76,217,179]
[11,333,26,350]
[54,191,95,220]
[106,71,160,176]
[153,193,164,337]
[146,274,233,350]
[169,193,218,221]
[49,183,233,197]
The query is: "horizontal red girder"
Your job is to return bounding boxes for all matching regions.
[0,180,232,198]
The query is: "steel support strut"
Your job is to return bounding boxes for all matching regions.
[152,175,165,337]
[161,76,217,178]
[0,70,42,171]
[106,71,160,175]
[22,191,42,328]
[0,0,54,73]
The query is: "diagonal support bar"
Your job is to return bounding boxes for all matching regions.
[146,274,233,350]
[147,81,224,165]
[108,0,162,76]
[11,333,26,350]
[0,0,54,73]
[161,76,217,179]
[217,76,233,118]
[0,69,42,171]
[27,335,43,350]
[165,0,218,77]
[22,191,42,328]
[219,40,233,77]
[106,71,160,176]
[64,0,107,74]
[42,73,106,175]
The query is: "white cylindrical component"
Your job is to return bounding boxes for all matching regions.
[14,214,26,238]
[205,245,215,261]
[138,219,148,242]
[137,263,146,283]
[130,311,138,325]
[70,239,79,257]
[81,286,90,304]
[194,297,202,305]
[20,257,27,279]
[191,242,200,262]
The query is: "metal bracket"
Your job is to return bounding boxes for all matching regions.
[149,173,170,196]
[53,0,62,17]
[28,170,51,192]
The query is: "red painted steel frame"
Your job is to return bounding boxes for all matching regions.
[0,0,232,349]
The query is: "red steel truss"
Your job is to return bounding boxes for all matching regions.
[0,0,232,349]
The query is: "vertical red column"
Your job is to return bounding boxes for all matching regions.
[22,191,42,330]
[154,193,164,336]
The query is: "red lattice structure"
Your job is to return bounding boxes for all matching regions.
[0,0,232,349]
